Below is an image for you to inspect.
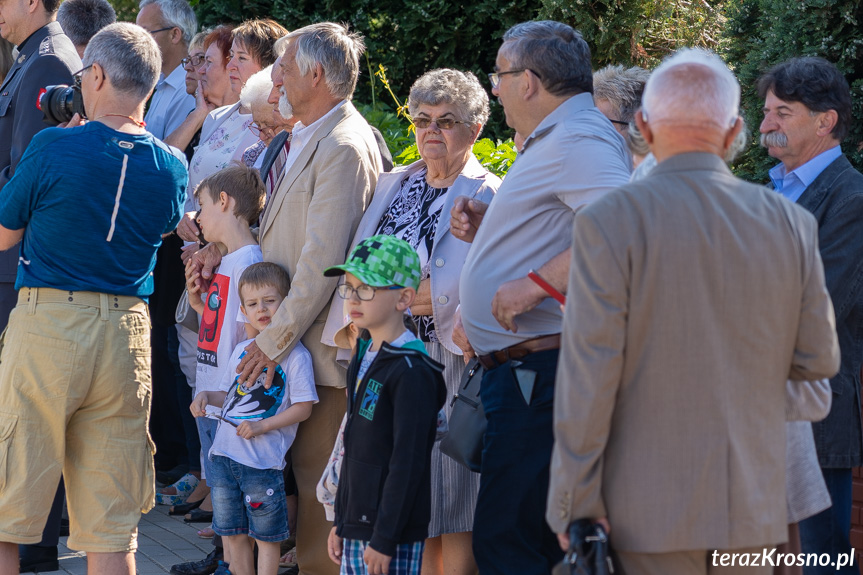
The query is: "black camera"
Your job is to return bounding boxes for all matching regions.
[38,84,86,126]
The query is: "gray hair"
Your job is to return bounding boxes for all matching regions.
[189,30,208,53]
[501,21,593,97]
[138,0,197,44]
[239,65,274,110]
[58,0,116,49]
[83,23,161,100]
[285,22,365,101]
[593,65,650,124]
[407,69,490,127]
[642,48,740,129]
[627,121,650,158]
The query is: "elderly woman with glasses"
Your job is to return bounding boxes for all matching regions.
[238,66,295,169]
[323,67,499,575]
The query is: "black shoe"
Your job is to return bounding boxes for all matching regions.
[184,508,214,523]
[157,464,190,487]
[170,547,224,575]
[170,497,204,516]
[19,545,59,573]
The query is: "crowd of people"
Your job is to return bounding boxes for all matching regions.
[0,1,860,575]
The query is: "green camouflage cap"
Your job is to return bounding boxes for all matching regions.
[324,235,421,290]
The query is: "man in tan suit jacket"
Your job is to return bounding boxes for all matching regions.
[547,49,840,575]
[189,23,382,575]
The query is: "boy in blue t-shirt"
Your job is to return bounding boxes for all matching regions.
[192,262,317,575]
[323,235,446,575]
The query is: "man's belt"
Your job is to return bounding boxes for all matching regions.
[18,287,146,312]
[477,334,561,370]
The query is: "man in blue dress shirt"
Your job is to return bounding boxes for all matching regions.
[759,56,863,575]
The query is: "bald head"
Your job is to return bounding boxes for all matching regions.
[642,48,739,130]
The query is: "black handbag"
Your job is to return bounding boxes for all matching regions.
[439,358,485,472]
[553,520,615,575]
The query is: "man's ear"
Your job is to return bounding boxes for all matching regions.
[722,116,744,153]
[311,62,324,88]
[397,287,416,311]
[523,69,541,100]
[90,63,107,91]
[635,110,654,147]
[816,109,838,138]
[170,27,183,46]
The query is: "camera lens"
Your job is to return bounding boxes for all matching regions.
[37,85,85,126]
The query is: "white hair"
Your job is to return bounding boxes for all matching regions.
[273,35,289,58]
[239,65,274,110]
[641,48,740,129]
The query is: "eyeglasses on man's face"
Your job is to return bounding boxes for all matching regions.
[337,283,402,301]
[72,64,93,89]
[487,68,542,89]
[148,26,175,36]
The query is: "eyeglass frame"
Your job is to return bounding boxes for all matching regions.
[182,54,206,68]
[148,26,176,36]
[249,122,278,140]
[72,64,93,89]
[337,283,403,301]
[412,116,470,130]
[487,68,542,89]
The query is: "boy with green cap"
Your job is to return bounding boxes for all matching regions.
[322,235,447,575]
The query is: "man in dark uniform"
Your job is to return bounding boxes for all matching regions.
[0,0,80,326]
[0,1,79,571]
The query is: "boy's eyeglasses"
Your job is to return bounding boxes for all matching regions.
[412,117,469,130]
[337,283,402,301]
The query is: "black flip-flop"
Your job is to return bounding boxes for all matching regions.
[170,497,204,516]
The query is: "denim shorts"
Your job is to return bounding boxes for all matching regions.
[195,417,217,479]
[208,455,289,542]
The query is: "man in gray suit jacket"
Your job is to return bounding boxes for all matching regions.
[0,0,80,327]
[547,49,840,575]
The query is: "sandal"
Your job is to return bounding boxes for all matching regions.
[156,473,199,506]
[185,508,214,523]
[169,497,204,516]
[279,547,297,567]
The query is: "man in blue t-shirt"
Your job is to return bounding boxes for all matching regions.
[0,23,187,575]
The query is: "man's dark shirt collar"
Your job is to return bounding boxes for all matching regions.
[15,21,60,56]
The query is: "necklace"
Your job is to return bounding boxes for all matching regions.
[93,114,147,128]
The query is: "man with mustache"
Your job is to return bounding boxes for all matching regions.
[759,57,863,575]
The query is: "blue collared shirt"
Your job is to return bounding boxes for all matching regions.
[769,146,842,203]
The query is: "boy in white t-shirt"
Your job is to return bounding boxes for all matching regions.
[184,163,265,520]
[192,262,318,575]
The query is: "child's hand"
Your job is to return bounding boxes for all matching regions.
[327,526,343,565]
[190,392,208,418]
[363,546,392,575]
[236,420,264,440]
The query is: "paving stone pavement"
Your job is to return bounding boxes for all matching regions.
[53,504,214,574]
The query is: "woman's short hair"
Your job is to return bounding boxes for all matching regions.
[189,29,209,53]
[285,22,365,101]
[407,68,490,128]
[232,19,288,69]
[203,25,234,64]
[83,23,160,100]
[501,21,593,97]
[593,65,650,124]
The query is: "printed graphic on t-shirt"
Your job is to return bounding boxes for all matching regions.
[222,351,287,421]
[359,378,383,421]
[198,273,229,367]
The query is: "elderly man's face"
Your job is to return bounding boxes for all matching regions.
[279,42,315,122]
[0,0,34,46]
[759,90,830,171]
[492,47,526,133]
